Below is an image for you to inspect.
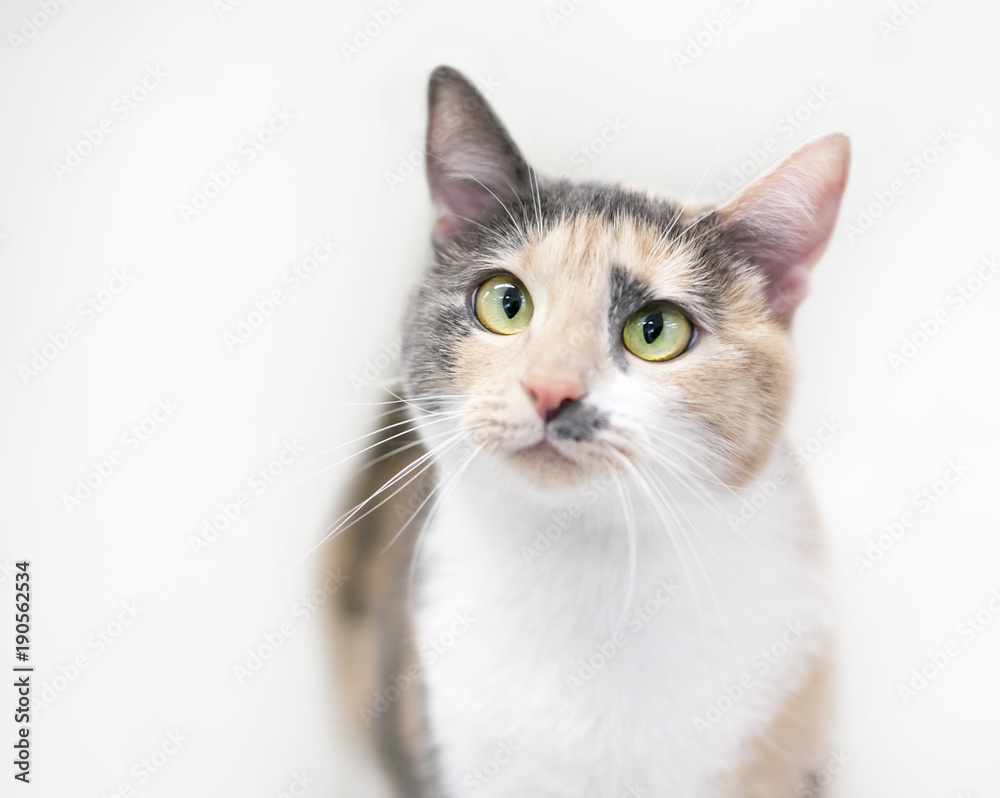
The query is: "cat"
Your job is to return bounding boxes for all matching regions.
[331,65,850,798]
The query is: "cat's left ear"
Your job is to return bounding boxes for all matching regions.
[715,132,850,325]
[426,66,534,247]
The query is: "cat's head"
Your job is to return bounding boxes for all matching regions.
[402,66,849,498]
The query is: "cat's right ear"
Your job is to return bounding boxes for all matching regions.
[426,66,533,247]
[714,132,851,325]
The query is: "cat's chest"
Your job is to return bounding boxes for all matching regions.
[413,473,827,797]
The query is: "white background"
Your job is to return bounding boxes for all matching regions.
[1,0,998,796]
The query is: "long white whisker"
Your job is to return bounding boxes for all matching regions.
[637,427,826,558]
[290,412,463,485]
[659,96,747,244]
[324,433,465,537]
[407,444,481,611]
[380,435,481,556]
[616,452,717,682]
[639,460,736,651]
[279,432,466,576]
[608,465,638,630]
[296,409,461,467]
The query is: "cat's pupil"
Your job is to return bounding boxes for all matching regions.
[502,287,522,319]
[642,312,663,344]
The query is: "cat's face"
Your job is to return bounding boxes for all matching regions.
[403,67,849,497]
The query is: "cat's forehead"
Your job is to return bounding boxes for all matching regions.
[515,212,697,286]
[492,210,730,328]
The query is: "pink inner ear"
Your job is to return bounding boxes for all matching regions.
[425,68,532,246]
[430,179,502,247]
[433,214,462,246]
[718,133,851,324]
[432,177,496,226]
[770,264,810,320]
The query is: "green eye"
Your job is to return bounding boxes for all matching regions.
[474,274,533,335]
[622,303,693,362]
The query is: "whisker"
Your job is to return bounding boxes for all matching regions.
[639,460,736,651]
[407,443,481,611]
[290,412,463,483]
[379,433,482,556]
[609,449,714,665]
[634,426,826,557]
[297,409,456,465]
[658,96,746,244]
[323,433,465,536]
[608,463,638,630]
[279,431,468,576]
[333,392,474,410]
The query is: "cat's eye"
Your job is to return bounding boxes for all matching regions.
[474,274,533,335]
[622,303,693,362]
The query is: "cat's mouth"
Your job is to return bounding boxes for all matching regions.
[512,438,578,466]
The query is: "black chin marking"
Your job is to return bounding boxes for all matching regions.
[548,401,608,442]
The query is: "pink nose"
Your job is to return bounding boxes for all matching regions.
[523,374,585,421]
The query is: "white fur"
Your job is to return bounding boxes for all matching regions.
[413,442,829,797]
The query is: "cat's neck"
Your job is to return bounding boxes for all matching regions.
[413,445,830,798]
[416,445,826,639]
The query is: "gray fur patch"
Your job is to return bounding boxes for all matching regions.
[608,264,654,370]
[548,401,608,441]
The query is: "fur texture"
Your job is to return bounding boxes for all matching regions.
[331,66,849,797]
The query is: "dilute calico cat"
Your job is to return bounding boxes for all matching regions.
[331,66,850,798]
